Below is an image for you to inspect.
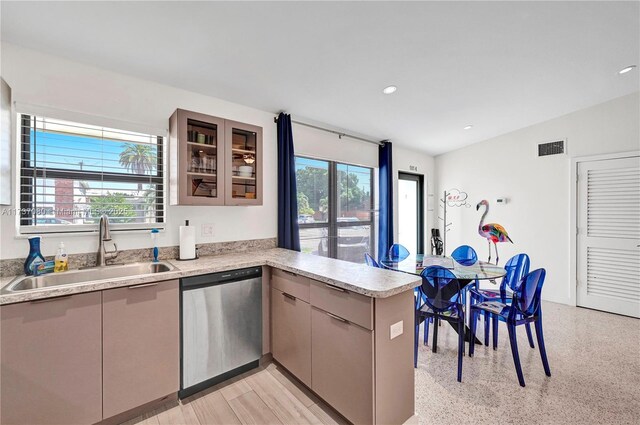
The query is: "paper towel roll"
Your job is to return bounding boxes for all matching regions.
[179,225,196,260]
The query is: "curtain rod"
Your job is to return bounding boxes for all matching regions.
[274,115,385,146]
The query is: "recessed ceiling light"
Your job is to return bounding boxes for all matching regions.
[382,85,397,95]
[463,125,473,130]
[619,65,636,74]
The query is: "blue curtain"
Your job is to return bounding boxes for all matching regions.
[277,113,301,251]
[378,141,394,260]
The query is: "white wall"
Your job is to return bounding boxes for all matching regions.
[394,146,436,250]
[435,92,640,305]
[293,123,378,169]
[0,43,278,259]
[0,43,436,261]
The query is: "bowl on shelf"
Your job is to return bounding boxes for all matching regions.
[238,165,253,177]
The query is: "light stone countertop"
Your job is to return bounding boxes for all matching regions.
[0,248,421,305]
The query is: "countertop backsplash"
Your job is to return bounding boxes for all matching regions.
[0,237,277,278]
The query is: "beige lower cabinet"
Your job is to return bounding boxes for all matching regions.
[271,272,415,425]
[102,280,180,419]
[0,292,103,425]
[271,287,312,386]
[311,306,374,425]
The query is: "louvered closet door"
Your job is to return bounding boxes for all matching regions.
[577,156,640,318]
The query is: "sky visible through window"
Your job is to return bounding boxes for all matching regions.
[22,120,161,225]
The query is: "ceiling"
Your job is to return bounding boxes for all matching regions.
[1,1,638,155]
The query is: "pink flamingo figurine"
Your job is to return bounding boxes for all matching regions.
[476,200,513,264]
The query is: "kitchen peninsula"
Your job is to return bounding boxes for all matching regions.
[0,248,420,425]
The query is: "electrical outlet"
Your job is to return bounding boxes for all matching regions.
[390,320,404,340]
[201,223,214,237]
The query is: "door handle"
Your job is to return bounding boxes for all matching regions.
[324,284,346,293]
[282,292,296,301]
[128,282,159,289]
[282,270,298,277]
[31,295,72,304]
[326,311,349,323]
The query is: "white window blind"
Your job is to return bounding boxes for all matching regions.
[19,114,164,232]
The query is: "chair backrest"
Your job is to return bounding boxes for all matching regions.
[419,266,461,313]
[388,244,410,261]
[502,253,530,292]
[511,268,546,319]
[364,253,380,268]
[451,245,478,266]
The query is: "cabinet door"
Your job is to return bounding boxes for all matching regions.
[103,280,180,419]
[311,307,374,425]
[170,109,226,206]
[224,119,263,205]
[271,288,311,386]
[0,293,102,425]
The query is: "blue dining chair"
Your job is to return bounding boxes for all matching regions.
[388,244,410,262]
[469,253,532,349]
[451,245,478,266]
[469,268,551,387]
[415,266,466,382]
[450,245,480,339]
[364,253,380,268]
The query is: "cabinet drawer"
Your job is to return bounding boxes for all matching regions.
[272,268,310,302]
[311,307,373,425]
[310,280,373,330]
[271,288,311,386]
[1,292,102,425]
[103,280,180,419]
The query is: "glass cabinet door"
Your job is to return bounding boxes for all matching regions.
[225,120,263,205]
[185,118,219,200]
[172,110,226,205]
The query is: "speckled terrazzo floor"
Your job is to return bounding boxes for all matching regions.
[414,301,640,425]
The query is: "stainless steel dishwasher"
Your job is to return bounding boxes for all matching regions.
[179,266,262,399]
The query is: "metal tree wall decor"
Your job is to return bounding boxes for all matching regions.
[439,189,471,255]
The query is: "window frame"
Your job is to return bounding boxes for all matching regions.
[296,155,375,262]
[18,114,165,233]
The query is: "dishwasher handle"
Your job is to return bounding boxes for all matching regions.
[181,266,262,289]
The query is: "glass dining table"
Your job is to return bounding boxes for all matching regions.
[380,254,507,344]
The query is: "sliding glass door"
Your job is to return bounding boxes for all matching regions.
[398,172,424,255]
[296,157,374,263]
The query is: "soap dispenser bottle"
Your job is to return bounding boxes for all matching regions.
[150,228,159,263]
[24,236,46,275]
[54,242,69,272]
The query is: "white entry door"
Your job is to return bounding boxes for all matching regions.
[577,155,640,318]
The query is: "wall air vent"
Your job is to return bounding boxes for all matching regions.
[538,140,566,157]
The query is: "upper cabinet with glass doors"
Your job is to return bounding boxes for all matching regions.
[169,109,262,206]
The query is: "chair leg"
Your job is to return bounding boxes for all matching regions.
[525,323,535,348]
[474,296,481,334]
[469,310,477,357]
[423,317,429,346]
[484,311,490,346]
[414,317,419,368]
[468,293,475,327]
[492,314,498,350]
[507,323,525,387]
[457,320,464,383]
[535,318,552,377]
[432,317,439,353]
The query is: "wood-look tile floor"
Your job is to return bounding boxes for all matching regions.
[123,363,348,425]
